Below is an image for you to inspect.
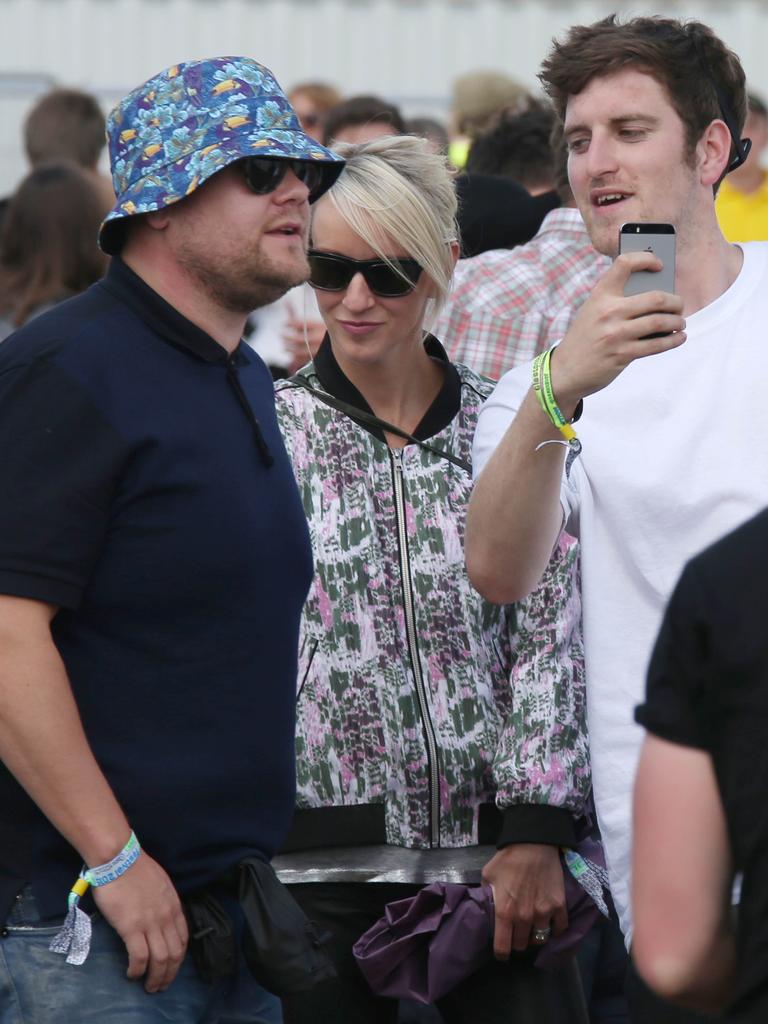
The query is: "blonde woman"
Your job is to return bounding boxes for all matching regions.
[274,136,588,1023]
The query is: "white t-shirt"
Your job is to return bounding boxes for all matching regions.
[473,242,768,937]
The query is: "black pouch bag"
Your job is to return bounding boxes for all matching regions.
[238,856,336,995]
[184,888,238,984]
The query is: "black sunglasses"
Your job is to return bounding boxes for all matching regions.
[239,157,327,202]
[307,250,423,297]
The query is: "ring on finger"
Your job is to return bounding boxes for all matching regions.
[532,927,551,944]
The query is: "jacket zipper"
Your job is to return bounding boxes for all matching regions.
[390,448,441,847]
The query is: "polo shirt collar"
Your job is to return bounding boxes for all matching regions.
[312,334,461,442]
[100,258,249,365]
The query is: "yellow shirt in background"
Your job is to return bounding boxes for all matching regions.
[717,174,768,242]
[448,136,470,169]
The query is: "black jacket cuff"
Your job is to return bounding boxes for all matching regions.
[497,804,577,848]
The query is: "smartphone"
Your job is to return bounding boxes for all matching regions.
[619,223,676,296]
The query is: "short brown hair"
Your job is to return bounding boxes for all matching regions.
[324,95,405,146]
[24,88,106,169]
[539,15,747,161]
[288,82,342,114]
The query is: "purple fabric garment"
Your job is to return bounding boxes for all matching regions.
[353,840,608,1002]
[352,882,494,1004]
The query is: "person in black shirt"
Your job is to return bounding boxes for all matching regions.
[634,506,768,1021]
[0,56,342,1024]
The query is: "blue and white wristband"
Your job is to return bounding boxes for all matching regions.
[50,831,142,966]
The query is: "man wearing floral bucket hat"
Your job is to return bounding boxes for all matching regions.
[0,58,342,1024]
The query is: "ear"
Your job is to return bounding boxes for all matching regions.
[144,207,173,232]
[697,119,733,188]
[421,242,460,300]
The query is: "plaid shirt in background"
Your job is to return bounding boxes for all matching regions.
[436,207,611,380]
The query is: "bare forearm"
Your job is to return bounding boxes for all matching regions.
[0,607,131,866]
[468,252,690,605]
[0,596,189,990]
[635,922,736,1013]
[467,389,567,603]
[633,737,735,1012]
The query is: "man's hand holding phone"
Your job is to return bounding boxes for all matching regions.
[547,239,685,418]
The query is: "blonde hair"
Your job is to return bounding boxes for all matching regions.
[317,135,458,324]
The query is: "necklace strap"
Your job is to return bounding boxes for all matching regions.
[285,377,472,473]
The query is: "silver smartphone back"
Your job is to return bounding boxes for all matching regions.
[619,223,676,296]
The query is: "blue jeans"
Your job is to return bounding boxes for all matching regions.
[0,888,282,1024]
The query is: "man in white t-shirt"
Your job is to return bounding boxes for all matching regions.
[466,14,764,1016]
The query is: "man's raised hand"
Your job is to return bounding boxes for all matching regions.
[548,250,686,417]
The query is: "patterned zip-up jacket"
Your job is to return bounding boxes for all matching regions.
[275,343,589,850]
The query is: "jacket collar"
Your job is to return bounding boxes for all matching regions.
[312,334,461,442]
[100,258,249,366]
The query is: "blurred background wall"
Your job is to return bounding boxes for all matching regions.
[0,0,762,193]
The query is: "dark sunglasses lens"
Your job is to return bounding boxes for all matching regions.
[295,162,325,200]
[242,158,284,194]
[308,254,351,291]
[365,261,422,296]
[308,254,423,295]
[244,158,326,200]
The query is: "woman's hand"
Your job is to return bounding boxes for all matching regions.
[283,318,326,373]
[481,843,568,957]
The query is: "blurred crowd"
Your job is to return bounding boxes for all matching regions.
[4,70,767,359]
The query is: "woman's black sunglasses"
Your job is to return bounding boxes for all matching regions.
[238,157,327,202]
[307,250,423,298]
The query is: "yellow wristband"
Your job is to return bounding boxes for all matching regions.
[532,347,579,442]
[532,347,582,474]
[71,876,90,899]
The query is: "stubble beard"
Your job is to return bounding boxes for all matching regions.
[581,149,699,258]
[176,238,310,314]
[577,198,620,258]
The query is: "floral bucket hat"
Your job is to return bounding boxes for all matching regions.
[99,56,344,254]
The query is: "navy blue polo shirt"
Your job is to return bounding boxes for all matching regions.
[0,258,313,922]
